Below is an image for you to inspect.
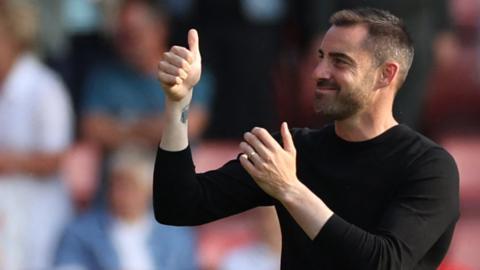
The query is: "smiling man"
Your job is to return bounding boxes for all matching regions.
[153,8,459,270]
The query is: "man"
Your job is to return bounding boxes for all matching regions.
[0,1,73,269]
[154,8,459,269]
[55,145,198,270]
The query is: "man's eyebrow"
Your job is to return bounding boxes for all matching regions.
[317,49,357,66]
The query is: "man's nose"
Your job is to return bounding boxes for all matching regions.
[312,61,331,81]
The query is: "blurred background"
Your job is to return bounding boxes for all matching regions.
[0,0,479,269]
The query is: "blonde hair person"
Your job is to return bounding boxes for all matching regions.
[0,0,38,50]
[0,1,74,269]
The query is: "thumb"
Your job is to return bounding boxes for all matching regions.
[281,122,295,154]
[188,29,201,59]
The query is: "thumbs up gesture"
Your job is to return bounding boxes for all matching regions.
[158,29,202,101]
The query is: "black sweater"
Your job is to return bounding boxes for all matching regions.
[153,124,459,269]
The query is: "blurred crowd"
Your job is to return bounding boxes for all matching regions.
[0,0,479,269]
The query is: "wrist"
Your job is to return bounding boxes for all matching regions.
[279,180,334,239]
[278,180,306,206]
[165,91,193,109]
[165,92,192,120]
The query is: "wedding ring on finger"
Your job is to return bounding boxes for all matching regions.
[248,151,257,159]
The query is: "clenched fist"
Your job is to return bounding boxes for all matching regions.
[157,29,202,101]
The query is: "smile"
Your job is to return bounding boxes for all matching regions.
[315,88,338,97]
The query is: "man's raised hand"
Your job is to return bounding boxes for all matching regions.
[157,29,202,101]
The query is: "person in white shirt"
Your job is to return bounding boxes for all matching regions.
[0,1,74,269]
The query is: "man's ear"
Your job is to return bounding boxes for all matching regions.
[376,62,399,89]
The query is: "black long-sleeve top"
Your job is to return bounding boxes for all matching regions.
[153,124,459,269]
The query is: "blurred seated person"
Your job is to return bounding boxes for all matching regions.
[80,0,213,151]
[0,1,73,269]
[421,0,480,142]
[55,145,198,270]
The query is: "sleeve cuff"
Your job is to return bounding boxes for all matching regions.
[313,214,352,246]
[156,145,195,175]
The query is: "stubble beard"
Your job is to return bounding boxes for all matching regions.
[314,85,370,121]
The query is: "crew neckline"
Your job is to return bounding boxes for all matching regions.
[331,124,408,148]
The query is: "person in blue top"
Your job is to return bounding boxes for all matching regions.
[55,145,198,270]
[79,0,213,206]
[80,0,213,151]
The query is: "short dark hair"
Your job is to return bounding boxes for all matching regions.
[330,8,414,88]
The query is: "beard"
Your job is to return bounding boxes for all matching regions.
[313,78,371,121]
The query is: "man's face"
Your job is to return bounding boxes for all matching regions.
[312,25,378,120]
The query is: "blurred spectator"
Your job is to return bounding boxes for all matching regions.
[0,1,74,269]
[55,145,198,270]
[27,0,114,136]
[421,3,480,268]
[81,0,212,150]
[219,207,281,270]
[80,0,213,204]
[54,0,113,133]
[422,0,480,269]
[422,0,480,140]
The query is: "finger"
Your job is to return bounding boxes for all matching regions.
[157,71,182,86]
[163,52,191,71]
[243,132,271,159]
[281,122,295,154]
[171,46,194,64]
[251,127,281,151]
[188,29,201,60]
[158,60,188,79]
[239,142,264,167]
[239,154,260,179]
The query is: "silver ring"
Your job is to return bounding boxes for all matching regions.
[249,151,257,158]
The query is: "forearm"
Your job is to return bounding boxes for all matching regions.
[131,105,207,146]
[280,182,334,239]
[159,92,193,151]
[0,152,63,177]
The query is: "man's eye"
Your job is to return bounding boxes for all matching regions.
[334,58,346,65]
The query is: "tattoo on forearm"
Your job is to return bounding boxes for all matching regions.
[181,105,190,124]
